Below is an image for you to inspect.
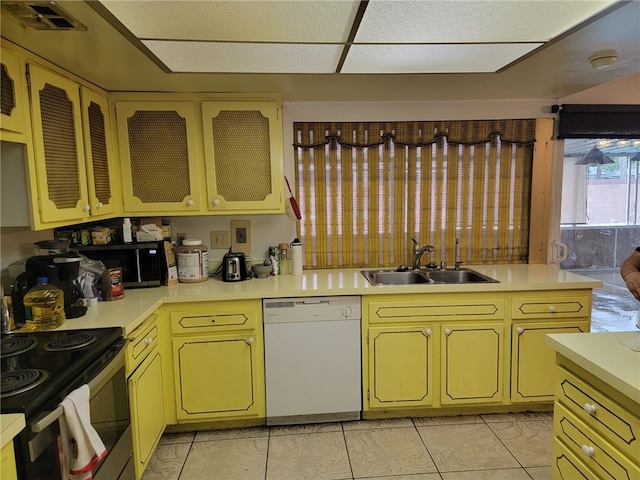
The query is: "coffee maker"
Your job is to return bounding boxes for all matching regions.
[23,253,86,318]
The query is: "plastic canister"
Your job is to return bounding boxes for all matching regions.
[23,277,66,331]
[177,239,209,283]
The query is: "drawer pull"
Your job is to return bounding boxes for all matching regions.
[246,337,254,345]
[516,327,524,334]
[145,337,154,345]
[444,328,452,336]
[581,445,595,457]
[424,328,432,336]
[583,403,597,414]
[549,305,557,313]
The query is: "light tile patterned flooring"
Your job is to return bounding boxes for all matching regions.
[142,413,553,480]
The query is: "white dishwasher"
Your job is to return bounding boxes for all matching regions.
[263,296,361,425]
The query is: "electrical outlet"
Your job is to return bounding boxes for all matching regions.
[231,220,251,253]
[210,231,230,249]
[177,232,187,247]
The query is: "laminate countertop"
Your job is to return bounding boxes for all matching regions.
[546,330,640,404]
[17,264,602,336]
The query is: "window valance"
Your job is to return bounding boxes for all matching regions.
[293,119,536,149]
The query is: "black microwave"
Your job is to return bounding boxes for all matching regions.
[76,242,165,288]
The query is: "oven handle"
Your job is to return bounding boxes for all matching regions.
[31,346,126,433]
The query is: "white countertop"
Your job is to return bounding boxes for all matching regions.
[25,264,601,336]
[1,414,25,448]
[546,331,640,405]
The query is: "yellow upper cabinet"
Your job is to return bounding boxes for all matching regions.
[28,64,90,224]
[0,45,28,138]
[202,101,283,213]
[80,87,119,219]
[116,101,202,214]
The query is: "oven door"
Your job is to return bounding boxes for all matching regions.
[21,345,132,480]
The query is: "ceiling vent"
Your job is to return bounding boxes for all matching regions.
[1,1,86,31]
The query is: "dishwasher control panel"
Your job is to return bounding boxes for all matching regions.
[263,296,361,323]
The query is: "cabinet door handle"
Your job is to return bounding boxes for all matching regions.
[581,445,595,457]
[145,337,154,345]
[424,328,432,336]
[583,403,597,414]
[96,202,103,209]
[246,337,254,344]
[187,199,194,206]
[444,328,452,336]
[213,198,221,206]
[516,327,524,334]
[83,204,90,212]
[549,305,557,313]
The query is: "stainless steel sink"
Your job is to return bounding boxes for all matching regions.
[427,268,499,284]
[361,270,433,285]
[361,268,498,286]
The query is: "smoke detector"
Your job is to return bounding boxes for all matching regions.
[1,1,86,31]
[588,49,618,70]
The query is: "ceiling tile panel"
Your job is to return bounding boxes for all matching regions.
[342,43,542,73]
[143,40,344,73]
[355,0,618,42]
[102,0,360,42]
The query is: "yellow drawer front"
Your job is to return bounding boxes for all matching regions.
[171,310,255,334]
[556,366,639,460]
[126,314,159,376]
[368,298,504,323]
[552,436,597,480]
[554,403,640,480]
[511,294,590,319]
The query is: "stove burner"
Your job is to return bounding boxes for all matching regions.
[1,336,38,357]
[44,333,97,352]
[1,369,49,398]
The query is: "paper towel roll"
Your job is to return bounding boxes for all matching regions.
[291,239,303,276]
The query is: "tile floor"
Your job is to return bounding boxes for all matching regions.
[142,413,553,480]
[143,269,637,480]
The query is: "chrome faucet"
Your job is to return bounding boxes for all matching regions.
[454,238,462,270]
[411,238,435,270]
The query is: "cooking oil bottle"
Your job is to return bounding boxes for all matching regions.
[24,277,65,331]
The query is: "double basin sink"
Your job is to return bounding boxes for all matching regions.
[361,268,499,286]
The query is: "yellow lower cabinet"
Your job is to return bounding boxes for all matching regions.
[440,323,504,405]
[129,349,165,480]
[553,402,640,480]
[511,322,587,402]
[367,325,433,410]
[173,333,262,421]
[1,440,18,480]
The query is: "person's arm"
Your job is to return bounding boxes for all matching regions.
[621,248,640,300]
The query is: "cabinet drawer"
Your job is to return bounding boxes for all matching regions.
[556,366,640,461]
[511,293,591,319]
[552,436,597,480]
[126,314,160,376]
[171,309,256,334]
[554,402,640,479]
[368,297,504,323]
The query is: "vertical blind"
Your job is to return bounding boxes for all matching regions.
[294,120,536,269]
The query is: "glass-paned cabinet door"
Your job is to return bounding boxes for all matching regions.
[28,64,89,223]
[81,87,118,218]
[116,102,201,212]
[202,102,283,213]
[1,46,27,135]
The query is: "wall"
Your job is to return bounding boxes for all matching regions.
[2,73,637,280]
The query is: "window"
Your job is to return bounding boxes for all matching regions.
[562,138,640,225]
[294,120,535,269]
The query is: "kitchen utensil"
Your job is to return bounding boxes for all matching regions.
[223,252,248,282]
[284,177,301,221]
[252,264,272,278]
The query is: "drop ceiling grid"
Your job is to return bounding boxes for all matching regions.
[100,0,621,74]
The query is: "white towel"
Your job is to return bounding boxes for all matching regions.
[58,384,108,480]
